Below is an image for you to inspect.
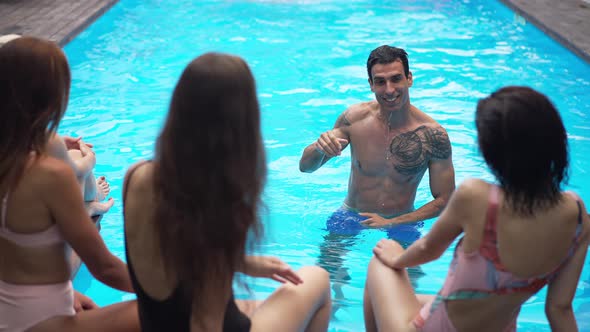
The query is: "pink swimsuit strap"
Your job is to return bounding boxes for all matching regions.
[479,185,503,269]
[0,193,63,247]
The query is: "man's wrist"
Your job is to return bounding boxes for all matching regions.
[385,218,398,228]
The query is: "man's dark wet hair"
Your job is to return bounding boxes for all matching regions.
[366,45,409,82]
[476,86,569,215]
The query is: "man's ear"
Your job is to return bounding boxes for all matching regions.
[408,71,413,87]
[368,78,374,92]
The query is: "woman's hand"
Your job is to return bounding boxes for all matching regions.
[62,136,94,150]
[373,239,404,269]
[78,140,95,158]
[73,290,98,313]
[243,256,303,285]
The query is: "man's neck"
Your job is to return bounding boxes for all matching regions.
[380,104,412,130]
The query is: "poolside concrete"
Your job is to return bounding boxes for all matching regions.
[0,0,117,46]
[500,0,590,63]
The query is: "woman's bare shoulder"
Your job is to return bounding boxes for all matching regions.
[454,178,491,202]
[447,179,492,225]
[124,161,155,205]
[563,191,590,242]
[31,155,74,181]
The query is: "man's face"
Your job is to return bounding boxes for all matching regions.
[369,60,413,112]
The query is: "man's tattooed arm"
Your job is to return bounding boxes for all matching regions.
[423,126,451,160]
[300,110,351,173]
[334,110,352,129]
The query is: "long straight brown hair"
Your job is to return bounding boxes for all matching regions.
[153,53,265,318]
[0,37,70,192]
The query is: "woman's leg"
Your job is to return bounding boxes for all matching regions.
[235,299,262,317]
[250,266,332,332]
[363,246,423,332]
[365,285,434,332]
[28,300,139,332]
[67,149,110,201]
[67,149,113,216]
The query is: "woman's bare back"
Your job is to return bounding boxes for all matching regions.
[0,156,73,284]
[447,179,586,331]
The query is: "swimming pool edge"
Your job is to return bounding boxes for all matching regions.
[57,0,119,47]
[499,0,590,64]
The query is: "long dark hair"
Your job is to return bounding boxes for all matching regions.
[476,86,569,215]
[0,37,70,191]
[153,53,265,317]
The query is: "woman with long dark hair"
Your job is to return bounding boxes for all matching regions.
[363,86,589,331]
[123,53,332,331]
[0,37,138,331]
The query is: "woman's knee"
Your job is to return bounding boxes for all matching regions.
[67,149,83,159]
[298,266,330,289]
[367,255,408,286]
[387,239,405,253]
[368,255,389,275]
[275,266,331,302]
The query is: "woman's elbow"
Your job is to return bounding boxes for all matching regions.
[86,255,120,282]
[416,238,443,263]
[546,302,575,326]
[546,301,573,314]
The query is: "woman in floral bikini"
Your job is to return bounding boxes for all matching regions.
[364,86,589,332]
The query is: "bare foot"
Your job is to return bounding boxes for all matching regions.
[86,197,115,217]
[95,176,110,201]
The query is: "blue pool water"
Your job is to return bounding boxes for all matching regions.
[62,0,590,330]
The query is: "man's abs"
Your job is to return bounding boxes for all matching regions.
[344,178,418,215]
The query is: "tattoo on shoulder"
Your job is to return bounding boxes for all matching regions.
[334,111,352,128]
[389,126,451,175]
[423,126,451,159]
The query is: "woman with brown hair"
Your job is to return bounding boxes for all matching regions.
[123,52,332,331]
[0,35,114,220]
[0,36,138,332]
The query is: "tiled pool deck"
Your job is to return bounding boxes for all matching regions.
[1,0,589,63]
[0,0,117,46]
[501,0,590,63]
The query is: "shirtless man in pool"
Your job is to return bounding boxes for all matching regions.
[299,45,455,306]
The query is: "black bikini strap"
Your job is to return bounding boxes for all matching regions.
[122,160,150,207]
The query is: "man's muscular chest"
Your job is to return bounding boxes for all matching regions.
[349,125,451,178]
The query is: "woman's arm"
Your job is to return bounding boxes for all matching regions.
[373,180,481,269]
[546,201,590,332]
[43,159,133,292]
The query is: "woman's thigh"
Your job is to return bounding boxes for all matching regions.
[29,300,139,332]
[249,266,330,331]
[365,256,422,332]
[235,299,262,318]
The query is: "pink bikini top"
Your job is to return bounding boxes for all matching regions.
[438,186,583,301]
[477,186,583,293]
[0,193,64,247]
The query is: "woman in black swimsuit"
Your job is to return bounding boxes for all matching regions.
[123,53,332,331]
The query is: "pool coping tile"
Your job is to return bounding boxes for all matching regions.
[500,0,590,64]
